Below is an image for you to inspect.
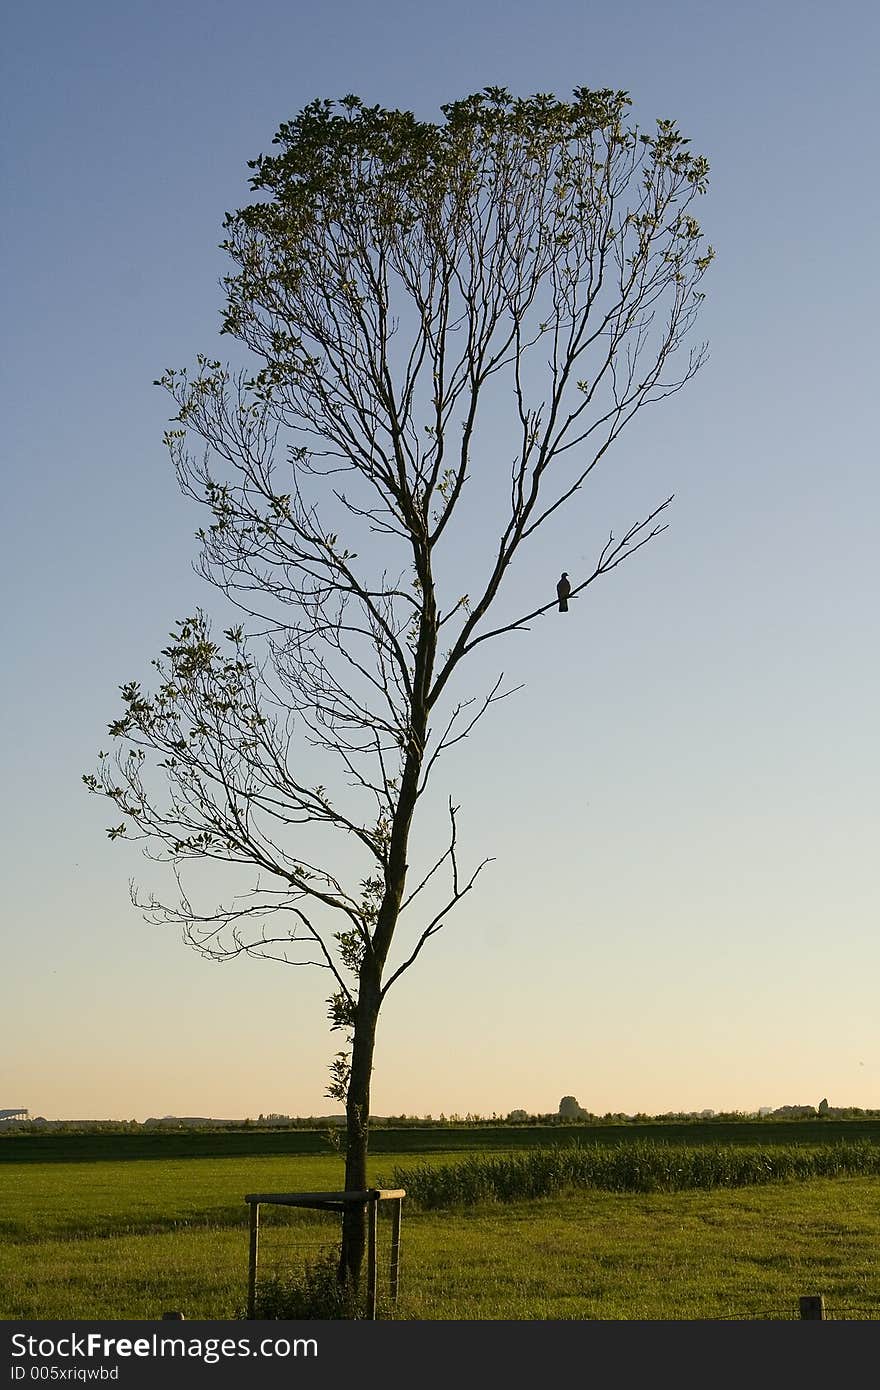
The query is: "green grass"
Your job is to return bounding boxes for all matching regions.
[1,1130,879,1320]
[389,1181,880,1320]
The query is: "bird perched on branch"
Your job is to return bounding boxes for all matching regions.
[556,572,571,612]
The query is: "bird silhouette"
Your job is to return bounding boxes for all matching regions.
[556,572,571,612]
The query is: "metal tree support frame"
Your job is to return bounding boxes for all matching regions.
[244,1188,405,1320]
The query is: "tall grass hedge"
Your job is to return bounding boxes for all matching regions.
[384,1140,880,1210]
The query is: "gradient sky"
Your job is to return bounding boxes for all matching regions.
[3,0,878,1122]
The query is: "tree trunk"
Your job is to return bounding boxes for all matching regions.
[338,590,433,1298]
[339,974,381,1296]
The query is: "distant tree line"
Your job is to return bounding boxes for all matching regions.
[3,1107,879,1137]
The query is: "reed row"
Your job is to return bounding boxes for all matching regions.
[384,1139,880,1209]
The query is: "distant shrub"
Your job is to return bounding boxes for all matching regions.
[385,1140,880,1210]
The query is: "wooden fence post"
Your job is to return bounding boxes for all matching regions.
[247,1201,260,1319]
[366,1192,379,1320]
[390,1196,402,1301]
[799,1295,826,1320]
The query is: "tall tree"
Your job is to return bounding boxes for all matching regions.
[85,87,712,1294]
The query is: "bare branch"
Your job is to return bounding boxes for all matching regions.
[430,497,673,680]
[381,801,494,995]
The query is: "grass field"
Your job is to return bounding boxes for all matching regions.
[3,1118,879,1163]
[2,1125,878,1320]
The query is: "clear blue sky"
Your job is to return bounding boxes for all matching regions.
[3,0,878,1121]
